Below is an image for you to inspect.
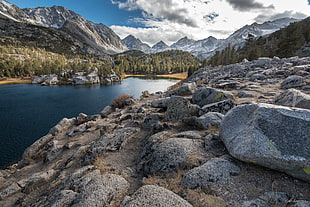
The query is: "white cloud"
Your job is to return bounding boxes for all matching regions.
[111,0,310,46]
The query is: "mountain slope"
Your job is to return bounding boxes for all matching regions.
[0,0,127,54]
[198,17,299,59]
[122,35,151,53]
[122,17,299,59]
[208,17,310,66]
[152,41,169,52]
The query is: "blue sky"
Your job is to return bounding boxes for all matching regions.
[5,0,310,46]
[7,0,144,26]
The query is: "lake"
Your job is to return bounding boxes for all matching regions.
[0,77,179,168]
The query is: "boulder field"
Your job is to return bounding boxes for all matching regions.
[1,56,309,207]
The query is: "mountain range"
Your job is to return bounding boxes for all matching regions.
[123,18,298,59]
[0,0,302,59]
[0,0,127,54]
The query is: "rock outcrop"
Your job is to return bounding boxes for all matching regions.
[220,103,310,182]
[274,89,310,109]
[1,56,310,207]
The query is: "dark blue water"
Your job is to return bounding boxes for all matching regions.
[0,77,178,168]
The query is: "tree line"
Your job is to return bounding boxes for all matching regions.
[112,50,200,76]
[0,36,201,79]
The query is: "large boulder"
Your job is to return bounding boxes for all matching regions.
[165,83,196,97]
[83,127,139,164]
[165,96,199,121]
[220,103,310,182]
[49,117,76,135]
[121,185,193,207]
[71,170,129,207]
[192,88,233,107]
[274,89,310,109]
[140,137,205,174]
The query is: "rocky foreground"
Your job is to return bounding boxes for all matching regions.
[1,56,310,207]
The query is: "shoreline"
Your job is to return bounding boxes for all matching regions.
[0,78,32,85]
[122,72,188,80]
[0,73,187,85]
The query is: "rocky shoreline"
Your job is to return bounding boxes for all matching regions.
[31,70,121,86]
[0,56,309,207]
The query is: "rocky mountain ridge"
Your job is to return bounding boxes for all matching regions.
[0,0,127,54]
[0,56,309,206]
[123,17,298,59]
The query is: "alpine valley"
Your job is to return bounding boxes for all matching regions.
[123,18,299,59]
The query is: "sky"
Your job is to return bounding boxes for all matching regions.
[6,0,310,46]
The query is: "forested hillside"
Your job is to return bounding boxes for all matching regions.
[0,36,201,79]
[208,17,310,66]
[113,50,201,75]
[0,36,116,78]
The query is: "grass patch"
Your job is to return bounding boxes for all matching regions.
[0,78,31,85]
[123,72,187,80]
[111,94,132,108]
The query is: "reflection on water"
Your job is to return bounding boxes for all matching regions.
[0,77,179,168]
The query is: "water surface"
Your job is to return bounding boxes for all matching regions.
[0,77,178,168]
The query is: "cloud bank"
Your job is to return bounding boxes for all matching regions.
[111,0,310,46]
[225,0,274,11]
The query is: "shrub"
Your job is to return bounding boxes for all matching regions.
[111,94,132,108]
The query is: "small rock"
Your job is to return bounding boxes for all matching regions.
[49,118,76,136]
[23,169,57,194]
[254,57,272,67]
[200,99,236,115]
[165,96,199,121]
[124,98,136,106]
[47,190,78,207]
[22,134,54,162]
[192,87,234,107]
[237,91,255,98]
[101,105,114,118]
[0,183,21,200]
[182,157,240,188]
[141,90,150,98]
[120,185,193,207]
[287,201,310,207]
[171,131,202,139]
[259,192,290,207]
[151,97,171,108]
[250,73,267,81]
[204,134,226,155]
[281,75,304,89]
[241,199,271,207]
[197,112,224,129]
[83,127,139,164]
[141,113,163,129]
[166,82,196,97]
[76,113,88,125]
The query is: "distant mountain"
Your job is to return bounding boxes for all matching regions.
[122,17,298,59]
[209,17,310,66]
[0,0,127,54]
[171,36,196,49]
[152,41,169,52]
[198,17,298,59]
[122,35,151,53]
